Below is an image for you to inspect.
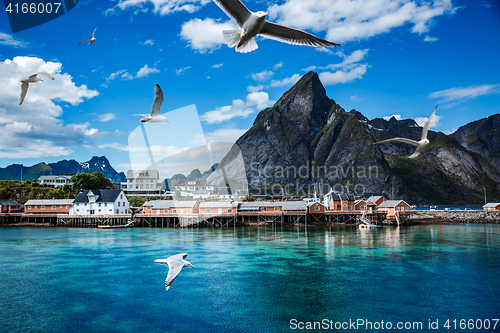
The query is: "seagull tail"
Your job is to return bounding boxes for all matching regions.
[222,29,242,48]
[235,37,258,53]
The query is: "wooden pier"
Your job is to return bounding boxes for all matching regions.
[1,211,407,228]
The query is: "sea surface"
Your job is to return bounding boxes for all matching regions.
[0,225,499,333]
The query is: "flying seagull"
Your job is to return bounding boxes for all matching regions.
[78,28,97,46]
[373,104,438,159]
[133,84,169,123]
[19,72,55,105]
[213,0,340,53]
[155,253,194,290]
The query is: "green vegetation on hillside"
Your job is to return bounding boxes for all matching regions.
[0,180,77,205]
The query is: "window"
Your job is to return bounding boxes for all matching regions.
[274,207,279,211]
[28,206,31,209]
[116,210,119,214]
[187,209,191,214]
[228,209,232,213]
[84,203,87,206]
[120,194,123,199]
[60,205,62,208]
[181,209,185,214]
[164,209,168,213]
[262,207,267,211]
[218,208,222,214]
[76,203,79,206]
[118,202,120,207]
[104,203,107,206]
[34,205,37,208]
[98,203,101,207]
[172,209,177,214]
[360,205,365,210]
[52,206,56,210]
[315,206,320,211]
[205,208,211,213]
[348,205,352,210]
[41,206,45,210]
[66,205,68,209]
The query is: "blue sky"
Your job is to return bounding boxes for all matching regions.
[0,0,499,177]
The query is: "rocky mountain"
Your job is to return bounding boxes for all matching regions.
[212,72,500,205]
[451,113,500,170]
[0,156,126,183]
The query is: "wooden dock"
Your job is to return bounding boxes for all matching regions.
[0,211,409,227]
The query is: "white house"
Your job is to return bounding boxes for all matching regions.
[122,170,164,197]
[69,189,130,215]
[38,175,73,188]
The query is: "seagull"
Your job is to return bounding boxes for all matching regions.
[133,84,169,123]
[155,253,194,290]
[78,28,97,46]
[19,72,55,105]
[213,0,340,53]
[373,104,438,159]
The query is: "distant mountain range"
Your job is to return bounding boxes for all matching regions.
[211,71,500,205]
[0,156,126,184]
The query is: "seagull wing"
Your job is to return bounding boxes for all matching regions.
[259,22,340,48]
[19,81,29,105]
[213,0,252,27]
[421,104,438,141]
[78,39,90,46]
[164,253,189,290]
[92,28,96,39]
[37,72,55,80]
[374,137,420,147]
[150,84,164,117]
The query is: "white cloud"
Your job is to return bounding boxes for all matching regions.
[0,32,27,48]
[176,66,191,75]
[205,127,249,143]
[415,115,441,128]
[103,64,159,86]
[0,56,101,158]
[250,70,274,82]
[201,88,274,124]
[317,49,369,85]
[274,62,284,70]
[350,95,363,101]
[114,0,211,15]
[429,84,500,104]
[212,63,223,68]
[136,64,160,78]
[143,39,154,45]
[443,128,457,135]
[268,0,456,44]
[180,18,236,53]
[270,74,301,87]
[424,35,439,42]
[247,85,264,93]
[98,113,117,122]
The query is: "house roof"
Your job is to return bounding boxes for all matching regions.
[73,190,124,203]
[171,201,198,208]
[328,192,355,201]
[126,170,159,179]
[354,199,366,205]
[282,201,307,211]
[378,200,409,208]
[0,199,20,206]
[25,199,74,205]
[199,202,237,208]
[483,203,500,208]
[366,196,385,204]
[38,175,72,180]
[238,201,282,208]
[144,200,175,209]
[176,179,207,186]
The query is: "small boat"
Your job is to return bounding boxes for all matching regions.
[98,220,134,229]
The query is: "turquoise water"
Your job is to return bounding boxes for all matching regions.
[0,225,499,333]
